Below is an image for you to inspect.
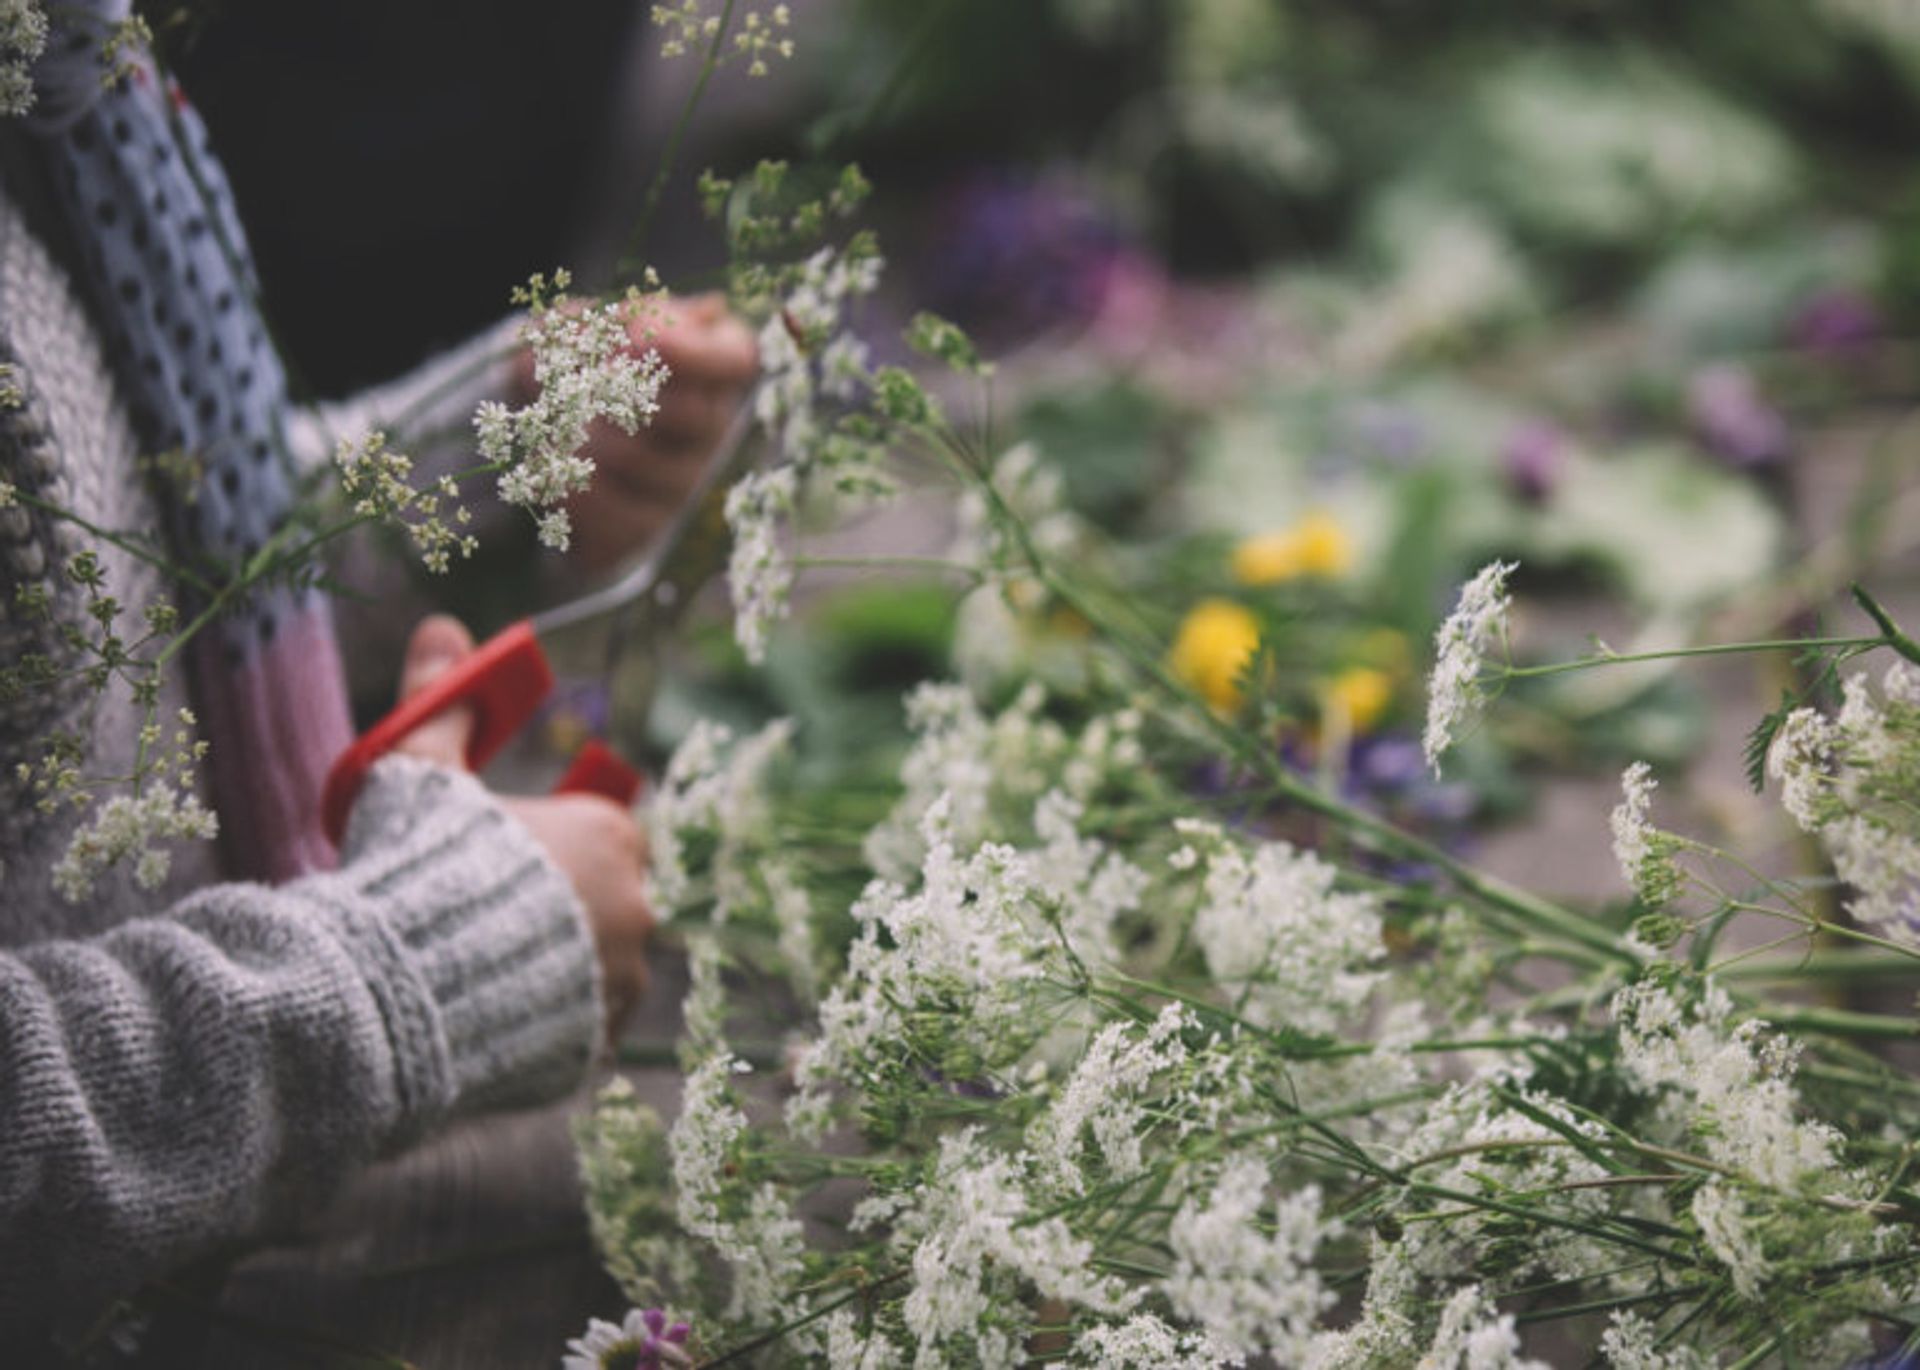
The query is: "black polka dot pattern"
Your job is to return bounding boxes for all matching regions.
[41,57,305,653]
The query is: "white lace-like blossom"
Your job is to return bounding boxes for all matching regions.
[1601,1311,1709,1369]
[722,465,798,665]
[1690,1180,1768,1300]
[1414,1286,1548,1369]
[824,1311,905,1369]
[51,710,217,902]
[0,0,46,117]
[475,285,669,552]
[1164,1159,1337,1362]
[1767,661,1920,941]
[1423,560,1517,774]
[1613,979,1840,1189]
[1031,790,1148,966]
[1185,826,1384,1033]
[1029,1005,1193,1195]
[1069,1314,1244,1368]
[645,718,794,922]
[1611,761,1681,906]
[668,1053,806,1325]
[890,1129,1137,1366]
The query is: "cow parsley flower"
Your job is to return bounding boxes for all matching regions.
[1766,662,1920,940]
[474,276,669,552]
[51,710,217,901]
[1423,559,1517,774]
[1185,829,1384,1033]
[1029,1005,1193,1195]
[1070,1314,1244,1368]
[722,466,797,665]
[645,717,794,922]
[668,1053,807,1325]
[1611,761,1682,907]
[1690,1180,1769,1300]
[1415,1286,1548,1369]
[1601,1311,1709,1369]
[1164,1159,1337,1362]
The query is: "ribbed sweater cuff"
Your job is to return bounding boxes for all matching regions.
[325,755,603,1141]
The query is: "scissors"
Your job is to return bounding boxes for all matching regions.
[320,395,762,847]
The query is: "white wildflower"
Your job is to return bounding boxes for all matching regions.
[1600,1310,1708,1369]
[334,431,476,573]
[1423,560,1517,775]
[680,934,727,1060]
[1030,1005,1193,1195]
[894,1129,1137,1366]
[1070,1313,1244,1368]
[645,717,793,922]
[1613,979,1840,1188]
[476,280,669,552]
[1031,790,1147,965]
[668,1053,806,1325]
[1164,1159,1337,1362]
[1690,1180,1769,1300]
[1303,1236,1422,1369]
[52,776,217,902]
[722,465,797,665]
[1188,835,1384,1033]
[825,1311,904,1369]
[1611,761,1681,906]
[1415,1286,1547,1369]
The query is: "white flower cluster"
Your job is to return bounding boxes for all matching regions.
[474,280,669,552]
[1029,1004,1194,1195]
[1600,1311,1709,1370]
[50,710,217,901]
[1423,559,1517,775]
[1180,820,1384,1034]
[866,1128,1138,1366]
[334,431,475,573]
[724,247,885,662]
[645,717,794,923]
[1414,1286,1549,1370]
[864,681,1143,884]
[1766,660,1920,940]
[1165,1159,1337,1363]
[1068,1314,1242,1368]
[1610,761,1682,907]
[1613,978,1840,1190]
[0,0,46,117]
[651,1,793,74]
[721,466,797,665]
[668,1053,808,1326]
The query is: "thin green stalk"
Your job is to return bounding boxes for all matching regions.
[621,0,741,279]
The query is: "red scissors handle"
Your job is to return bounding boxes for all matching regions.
[320,619,643,847]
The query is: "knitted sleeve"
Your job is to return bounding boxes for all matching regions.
[0,753,602,1340]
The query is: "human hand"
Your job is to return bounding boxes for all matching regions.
[392,615,654,1035]
[514,292,758,575]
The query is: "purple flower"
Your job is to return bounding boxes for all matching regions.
[1787,287,1880,358]
[1499,419,1567,503]
[563,1307,692,1370]
[1687,364,1789,468]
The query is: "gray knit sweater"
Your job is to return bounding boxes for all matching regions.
[0,188,603,1341]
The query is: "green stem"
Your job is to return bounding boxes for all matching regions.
[621,0,741,280]
[1498,636,1882,681]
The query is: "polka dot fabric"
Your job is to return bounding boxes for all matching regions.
[28,4,352,880]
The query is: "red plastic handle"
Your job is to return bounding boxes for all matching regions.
[554,739,646,807]
[321,619,555,846]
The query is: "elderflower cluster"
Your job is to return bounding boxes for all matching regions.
[1610,761,1683,907]
[1164,1160,1338,1363]
[1766,660,1920,939]
[0,0,46,117]
[334,431,475,573]
[50,710,217,901]
[645,717,794,923]
[474,274,669,553]
[1180,821,1384,1033]
[668,1053,808,1326]
[1423,559,1517,774]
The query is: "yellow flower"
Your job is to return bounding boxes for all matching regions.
[1320,666,1394,735]
[1170,599,1262,712]
[1231,510,1353,586]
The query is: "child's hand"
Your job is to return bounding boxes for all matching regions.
[393,615,654,1035]
[513,292,759,575]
